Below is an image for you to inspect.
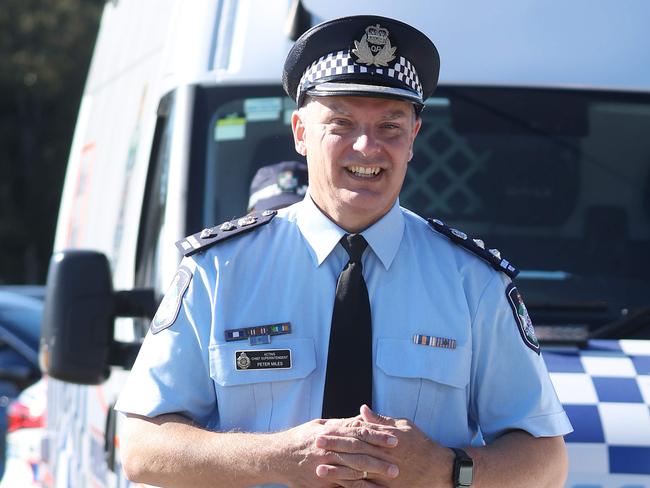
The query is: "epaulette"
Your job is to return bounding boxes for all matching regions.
[427,218,519,279]
[176,210,277,257]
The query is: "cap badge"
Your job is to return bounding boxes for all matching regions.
[352,24,397,67]
[277,170,298,191]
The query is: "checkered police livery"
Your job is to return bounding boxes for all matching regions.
[298,51,423,103]
[544,339,650,482]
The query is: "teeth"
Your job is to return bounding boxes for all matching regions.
[348,166,381,177]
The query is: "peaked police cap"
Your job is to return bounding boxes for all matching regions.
[283,15,440,109]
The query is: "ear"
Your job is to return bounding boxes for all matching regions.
[291,110,307,156]
[407,117,422,162]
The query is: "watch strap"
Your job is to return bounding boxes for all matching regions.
[451,447,473,487]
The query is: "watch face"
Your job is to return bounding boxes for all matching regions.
[458,460,474,486]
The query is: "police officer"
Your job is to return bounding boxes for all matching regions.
[117,15,572,488]
[248,161,309,212]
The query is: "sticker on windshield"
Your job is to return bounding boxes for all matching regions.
[244,97,282,122]
[150,266,192,334]
[215,117,246,141]
[283,109,293,125]
[283,98,296,125]
[506,283,540,354]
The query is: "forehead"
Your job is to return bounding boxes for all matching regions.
[306,96,414,118]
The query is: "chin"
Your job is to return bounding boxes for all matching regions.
[343,194,391,216]
[340,189,379,205]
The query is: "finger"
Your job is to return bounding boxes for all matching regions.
[317,426,398,449]
[360,405,394,426]
[316,463,362,481]
[316,434,398,453]
[321,416,363,431]
[317,452,399,479]
[316,462,397,484]
[336,481,385,488]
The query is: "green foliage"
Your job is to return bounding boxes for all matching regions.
[0,0,104,283]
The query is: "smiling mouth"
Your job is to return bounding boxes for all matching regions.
[346,165,383,178]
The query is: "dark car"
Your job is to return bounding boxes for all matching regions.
[0,289,43,479]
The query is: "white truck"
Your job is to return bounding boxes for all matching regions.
[39,0,650,486]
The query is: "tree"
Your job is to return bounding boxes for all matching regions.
[0,0,104,283]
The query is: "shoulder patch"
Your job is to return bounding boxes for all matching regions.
[426,218,519,279]
[506,283,540,354]
[176,210,277,257]
[151,266,192,334]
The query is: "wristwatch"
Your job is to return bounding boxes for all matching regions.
[451,447,474,487]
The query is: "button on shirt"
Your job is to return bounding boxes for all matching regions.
[116,194,572,482]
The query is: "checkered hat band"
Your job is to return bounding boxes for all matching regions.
[298,50,423,100]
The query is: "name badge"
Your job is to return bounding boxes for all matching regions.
[235,349,292,370]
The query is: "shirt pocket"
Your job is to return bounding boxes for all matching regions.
[375,338,472,446]
[209,337,316,432]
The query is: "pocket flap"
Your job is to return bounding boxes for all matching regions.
[209,337,316,386]
[376,338,470,389]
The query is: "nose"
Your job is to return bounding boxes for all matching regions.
[352,131,381,157]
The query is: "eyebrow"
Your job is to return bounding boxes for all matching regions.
[328,104,352,116]
[382,110,410,120]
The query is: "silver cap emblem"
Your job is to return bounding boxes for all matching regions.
[352,24,397,67]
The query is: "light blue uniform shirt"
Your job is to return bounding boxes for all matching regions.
[116,195,572,481]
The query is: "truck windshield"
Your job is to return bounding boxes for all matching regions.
[190,85,650,330]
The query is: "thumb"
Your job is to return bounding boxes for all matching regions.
[360,404,392,425]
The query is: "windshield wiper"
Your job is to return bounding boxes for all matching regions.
[590,307,650,340]
[527,302,609,346]
[535,324,590,346]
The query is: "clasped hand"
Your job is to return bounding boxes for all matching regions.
[281,405,453,488]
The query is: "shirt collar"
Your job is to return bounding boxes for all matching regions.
[295,191,404,270]
[361,199,404,270]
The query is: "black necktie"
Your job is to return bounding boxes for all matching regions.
[322,234,372,418]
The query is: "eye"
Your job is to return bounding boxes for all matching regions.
[331,118,352,127]
[326,117,354,134]
[379,121,403,132]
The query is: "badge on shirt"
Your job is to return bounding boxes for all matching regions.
[225,322,291,345]
[150,266,192,334]
[413,334,456,349]
[506,283,540,354]
[235,349,292,370]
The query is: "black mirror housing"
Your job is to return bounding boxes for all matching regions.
[40,251,115,384]
[40,250,157,385]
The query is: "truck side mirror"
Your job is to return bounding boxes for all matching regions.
[40,250,156,385]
